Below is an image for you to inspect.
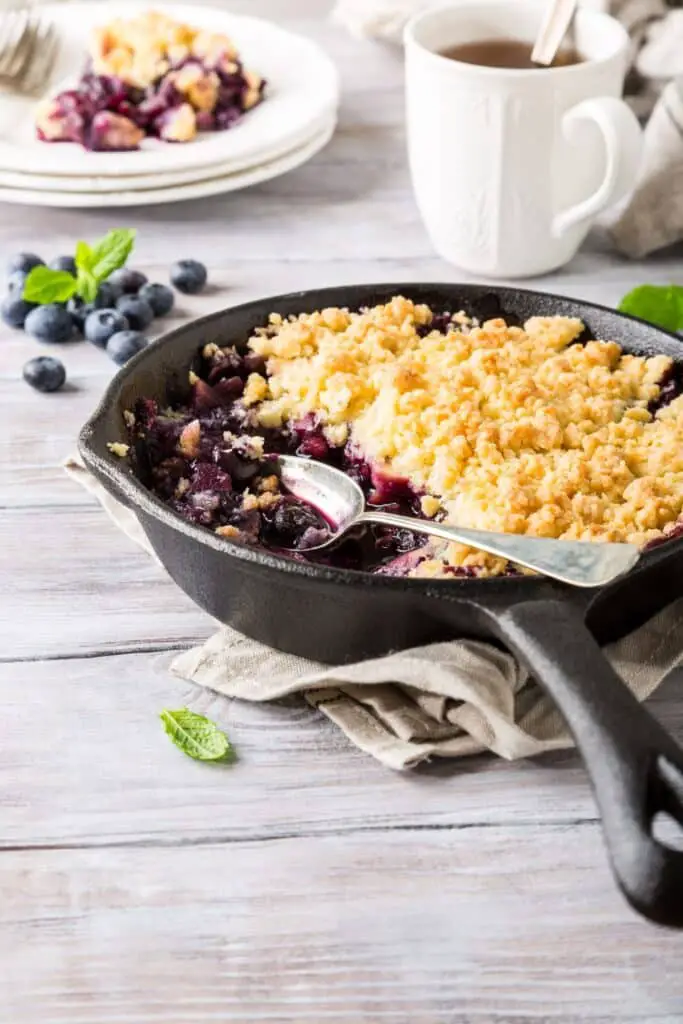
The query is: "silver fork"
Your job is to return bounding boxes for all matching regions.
[0,5,58,97]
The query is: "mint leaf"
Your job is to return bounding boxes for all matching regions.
[618,285,683,333]
[90,228,136,282]
[160,708,234,762]
[75,239,94,273]
[23,266,77,304]
[76,267,99,304]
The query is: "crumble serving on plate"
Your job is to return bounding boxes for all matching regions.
[35,10,265,151]
[116,297,683,578]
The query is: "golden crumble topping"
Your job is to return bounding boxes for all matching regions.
[245,296,683,576]
[91,11,242,89]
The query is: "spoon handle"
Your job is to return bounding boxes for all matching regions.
[530,0,578,66]
[357,510,639,587]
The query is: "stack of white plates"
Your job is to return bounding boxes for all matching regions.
[0,2,339,207]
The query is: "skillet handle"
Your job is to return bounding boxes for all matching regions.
[491,598,683,927]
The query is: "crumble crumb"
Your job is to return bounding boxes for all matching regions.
[256,491,280,510]
[107,442,130,457]
[256,474,279,494]
[420,495,441,518]
[241,492,259,511]
[178,419,201,457]
[215,524,241,539]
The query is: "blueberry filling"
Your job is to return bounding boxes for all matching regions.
[36,59,266,152]
[648,361,683,415]
[120,338,442,574]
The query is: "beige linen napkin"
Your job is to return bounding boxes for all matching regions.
[66,454,683,769]
[333,0,683,258]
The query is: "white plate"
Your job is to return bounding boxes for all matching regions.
[0,107,335,191]
[0,2,339,178]
[0,115,335,207]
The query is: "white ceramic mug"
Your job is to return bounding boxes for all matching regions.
[404,1,643,278]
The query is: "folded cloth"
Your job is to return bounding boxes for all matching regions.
[332,0,683,258]
[609,80,683,256]
[65,453,683,769]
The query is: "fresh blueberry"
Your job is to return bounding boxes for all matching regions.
[7,270,28,294]
[49,255,77,275]
[97,280,119,306]
[138,282,174,317]
[23,355,66,393]
[85,308,130,348]
[7,252,44,276]
[67,284,117,331]
[25,303,75,344]
[67,295,93,331]
[106,329,148,365]
[116,294,154,331]
[170,259,207,295]
[109,267,148,295]
[1,294,36,328]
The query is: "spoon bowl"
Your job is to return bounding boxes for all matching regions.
[276,453,366,535]
[274,454,640,588]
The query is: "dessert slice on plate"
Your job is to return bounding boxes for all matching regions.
[0,1,339,181]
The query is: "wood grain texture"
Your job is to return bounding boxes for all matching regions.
[1,651,682,849]
[2,0,683,1018]
[0,506,213,659]
[1,830,683,1023]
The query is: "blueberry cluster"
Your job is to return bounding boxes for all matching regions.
[4,252,208,392]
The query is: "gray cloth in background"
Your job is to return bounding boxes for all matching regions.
[65,455,683,770]
[332,0,683,258]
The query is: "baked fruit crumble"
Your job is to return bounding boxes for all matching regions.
[35,11,266,151]
[114,296,683,578]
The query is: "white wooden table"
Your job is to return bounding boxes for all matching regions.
[2,2,683,1019]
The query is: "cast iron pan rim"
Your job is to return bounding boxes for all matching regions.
[78,280,683,593]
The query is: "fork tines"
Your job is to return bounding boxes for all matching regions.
[0,7,58,96]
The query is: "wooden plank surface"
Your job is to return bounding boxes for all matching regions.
[2,831,683,1023]
[1,651,682,849]
[2,0,683,1019]
[1,506,213,659]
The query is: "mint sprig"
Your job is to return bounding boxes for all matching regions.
[618,284,683,334]
[21,266,79,304]
[160,708,235,763]
[23,227,136,305]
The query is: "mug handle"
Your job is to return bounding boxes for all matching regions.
[553,96,643,238]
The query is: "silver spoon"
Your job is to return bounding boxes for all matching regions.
[274,455,640,588]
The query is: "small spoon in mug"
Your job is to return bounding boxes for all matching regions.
[274,454,640,588]
[531,0,578,66]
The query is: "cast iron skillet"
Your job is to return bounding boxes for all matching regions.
[79,282,683,927]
